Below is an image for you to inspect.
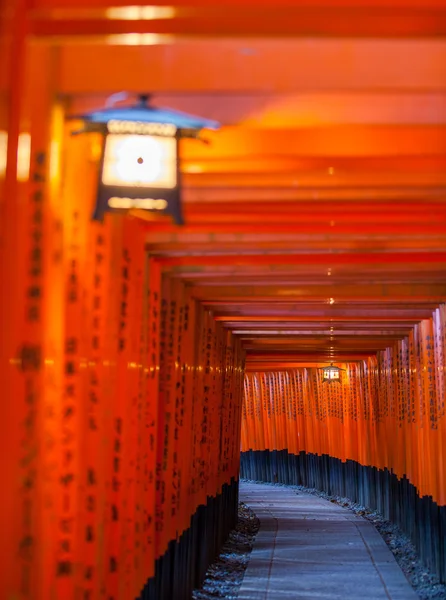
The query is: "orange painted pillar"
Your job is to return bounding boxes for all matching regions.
[1,32,67,599]
[0,3,32,597]
[142,256,161,582]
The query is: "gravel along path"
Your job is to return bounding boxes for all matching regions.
[192,482,446,600]
[290,483,446,600]
[191,502,260,600]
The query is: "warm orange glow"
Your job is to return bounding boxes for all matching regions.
[3,0,446,597]
[16,132,31,182]
[0,131,7,178]
[105,33,174,45]
[108,197,168,210]
[105,6,176,20]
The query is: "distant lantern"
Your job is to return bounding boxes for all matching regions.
[70,94,219,222]
[320,363,345,384]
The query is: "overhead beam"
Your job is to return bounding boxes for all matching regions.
[190,283,446,299]
[244,357,374,370]
[57,41,446,94]
[70,92,446,127]
[31,0,446,9]
[176,200,446,218]
[146,234,446,255]
[179,187,446,203]
[145,223,446,236]
[158,252,446,267]
[211,309,435,319]
[182,127,446,159]
[214,316,425,322]
[233,329,413,335]
[30,8,446,39]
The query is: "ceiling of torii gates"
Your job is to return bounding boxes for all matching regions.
[28,0,446,369]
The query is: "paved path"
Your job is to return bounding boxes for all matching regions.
[238,482,418,600]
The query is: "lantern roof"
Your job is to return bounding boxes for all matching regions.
[72,95,220,132]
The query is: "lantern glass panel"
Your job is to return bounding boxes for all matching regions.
[102,133,177,188]
[324,368,340,381]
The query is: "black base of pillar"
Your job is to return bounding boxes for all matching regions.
[240,450,446,583]
[138,477,239,600]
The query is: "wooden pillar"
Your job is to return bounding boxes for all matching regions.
[0,4,65,595]
[0,2,29,597]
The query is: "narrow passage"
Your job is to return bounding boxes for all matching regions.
[238,482,418,600]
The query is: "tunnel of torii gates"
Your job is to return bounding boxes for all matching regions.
[2,1,446,599]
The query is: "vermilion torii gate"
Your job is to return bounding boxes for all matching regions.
[1,1,446,598]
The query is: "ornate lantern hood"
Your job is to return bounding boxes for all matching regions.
[73,95,220,134]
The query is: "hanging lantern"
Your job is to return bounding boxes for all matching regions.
[70,94,219,222]
[320,363,345,384]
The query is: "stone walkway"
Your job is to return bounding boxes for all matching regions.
[238,482,418,600]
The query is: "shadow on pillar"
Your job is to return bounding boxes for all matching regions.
[138,477,239,600]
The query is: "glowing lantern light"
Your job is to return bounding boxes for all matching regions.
[320,363,345,384]
[70,94,219,221]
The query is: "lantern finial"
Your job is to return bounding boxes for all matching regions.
[138,94,152,107]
